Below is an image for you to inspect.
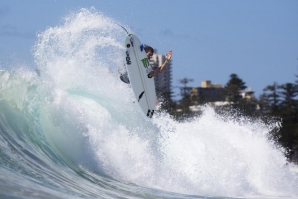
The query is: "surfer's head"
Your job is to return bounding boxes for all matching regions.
[144,45,154,59]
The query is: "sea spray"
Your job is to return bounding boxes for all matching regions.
[34,8,125,91]
[154,107,297,196]
[32,8,298,197]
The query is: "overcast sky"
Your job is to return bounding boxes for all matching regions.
[1,0,298,98]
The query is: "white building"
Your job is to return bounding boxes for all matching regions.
[239,87,255,100]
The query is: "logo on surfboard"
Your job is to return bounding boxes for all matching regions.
[141,58,150,68]
[126,51,131,65]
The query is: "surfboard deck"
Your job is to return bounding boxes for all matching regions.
[124,34,156,118]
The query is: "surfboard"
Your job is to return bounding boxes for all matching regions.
[124,34,156,118]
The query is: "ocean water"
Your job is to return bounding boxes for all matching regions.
[0,8,297,199]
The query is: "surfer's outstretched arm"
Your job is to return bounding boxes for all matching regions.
[158,50,172,73]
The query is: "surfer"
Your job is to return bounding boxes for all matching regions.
[120,45,172,84]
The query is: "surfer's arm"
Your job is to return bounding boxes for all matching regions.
[158,50,172,73]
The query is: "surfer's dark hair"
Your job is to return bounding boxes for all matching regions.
[144,45,154,53]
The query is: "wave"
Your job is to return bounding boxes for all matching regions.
[0,8,297,199]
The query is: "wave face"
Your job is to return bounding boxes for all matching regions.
[0,8,297,199]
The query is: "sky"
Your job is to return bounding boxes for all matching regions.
[0,0,298,99]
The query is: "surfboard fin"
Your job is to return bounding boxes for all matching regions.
[150,110,154,118]
[147,110,154,118]
[138,91,145,102]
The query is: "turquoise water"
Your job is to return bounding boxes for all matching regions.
[0,8,297,199]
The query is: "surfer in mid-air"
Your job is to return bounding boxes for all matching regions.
[120,45,172,84]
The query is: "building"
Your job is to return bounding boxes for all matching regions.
[239,88,255,101]
[201,80,222,89]
[189,80,259,112]
[190,80,225,105]
[150,52,172,94]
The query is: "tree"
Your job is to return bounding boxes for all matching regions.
[278,83,298,160]
[224,74,247,103]
[176,78,194,120]
[260,82,280,115]
[179,78,193,98]
[258,82,282,147]
[218,74,260,118]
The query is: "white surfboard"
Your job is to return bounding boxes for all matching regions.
[124,34,156,118]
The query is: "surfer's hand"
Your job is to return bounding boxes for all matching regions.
[166,50,172,61]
